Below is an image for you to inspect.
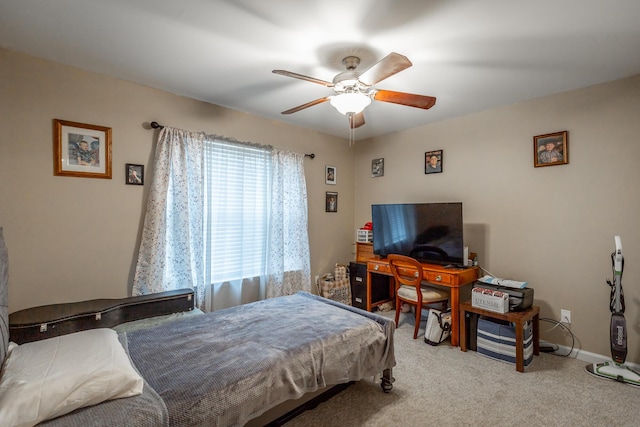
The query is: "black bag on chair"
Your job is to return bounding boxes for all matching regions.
[424,308,452,345]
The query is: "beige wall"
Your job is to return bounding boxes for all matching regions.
[2,47,639,363]
[0,48,356,312]
[354,75,640,362]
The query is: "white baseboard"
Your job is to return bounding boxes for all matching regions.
[552,343,640,370]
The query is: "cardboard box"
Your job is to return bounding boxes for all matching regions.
[471,286,509,313]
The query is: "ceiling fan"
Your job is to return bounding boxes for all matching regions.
[272,52,436,129]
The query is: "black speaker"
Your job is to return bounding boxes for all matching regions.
[349,262,391,310]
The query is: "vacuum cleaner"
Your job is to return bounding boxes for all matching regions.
[586,236,640,387]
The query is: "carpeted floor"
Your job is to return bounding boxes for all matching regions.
[284,310,640,427]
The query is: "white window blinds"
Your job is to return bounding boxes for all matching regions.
[203,139,271,284]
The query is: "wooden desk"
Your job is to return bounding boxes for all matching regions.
[459,302,540,373]
[367,259,478,347]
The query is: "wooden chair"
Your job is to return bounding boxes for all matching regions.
[388,254,449,339]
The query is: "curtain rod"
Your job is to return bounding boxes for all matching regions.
[149,121,315,159]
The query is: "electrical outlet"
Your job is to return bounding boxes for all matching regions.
[314,275,319,284]
[561,309,571,324]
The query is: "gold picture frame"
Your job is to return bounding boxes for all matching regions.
[534,131,568,167]
[53,119,112,179]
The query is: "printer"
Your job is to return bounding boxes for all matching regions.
[472,281,534,311]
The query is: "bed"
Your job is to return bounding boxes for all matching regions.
[0,255,395,427]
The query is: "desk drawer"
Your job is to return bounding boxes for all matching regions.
[397,266,418,277]
[425,271,452,284]
[368,262,390,275]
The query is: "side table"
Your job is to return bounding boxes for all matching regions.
[460,301,540,373]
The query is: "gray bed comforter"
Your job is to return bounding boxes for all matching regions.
[41,291,395,427]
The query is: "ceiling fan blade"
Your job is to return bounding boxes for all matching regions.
[349,112,365,129]
[272,70,334,87]
[373,89,436,110]
[281,97,330,114]
[357,52,412,86]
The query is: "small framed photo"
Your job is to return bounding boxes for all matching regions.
[53,119,112,179]
[372,158,384,177]
[325,165,336,185]
[326,192,338,213]
[534,131,568,167]
[126,163,144,185]
[425,150,443,174]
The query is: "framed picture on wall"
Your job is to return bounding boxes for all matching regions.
[325,165,336,184]
[126,163,144,185]
[326,192,338,212]
[534,131,568,167]
[372,158,384,177]
[53,119,112,179]
[425,150,443,174]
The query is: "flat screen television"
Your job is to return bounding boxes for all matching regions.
[371,202,464,266]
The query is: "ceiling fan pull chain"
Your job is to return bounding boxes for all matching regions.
[349,114,355,147]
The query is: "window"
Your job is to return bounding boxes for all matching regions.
[133,127,310,311]
[203,139,271,284]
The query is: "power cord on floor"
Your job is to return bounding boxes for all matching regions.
[540,317,575,357]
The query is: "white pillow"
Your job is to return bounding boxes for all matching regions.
[0,328,143,427]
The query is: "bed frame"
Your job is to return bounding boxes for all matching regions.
[8,289,392,426]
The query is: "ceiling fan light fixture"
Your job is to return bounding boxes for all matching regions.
[329,93,371,115]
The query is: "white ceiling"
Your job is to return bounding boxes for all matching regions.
[2,0,640,140]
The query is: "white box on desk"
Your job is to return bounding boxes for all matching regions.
[356,229,373,243]
[472,287,509,313]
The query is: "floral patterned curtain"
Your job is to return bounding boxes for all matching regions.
[266,149,311,298]
[132,127,205,309]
